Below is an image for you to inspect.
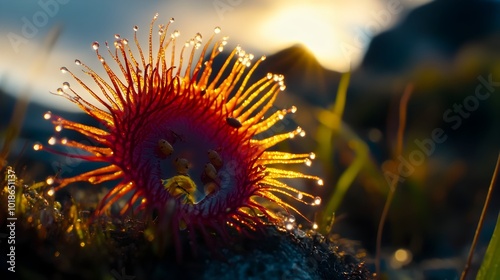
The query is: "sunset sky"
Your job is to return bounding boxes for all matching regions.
[0,0,430,111]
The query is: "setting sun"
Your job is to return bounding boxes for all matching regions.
[258,4,340,68]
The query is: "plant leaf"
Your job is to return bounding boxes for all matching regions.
[477,213,500,280]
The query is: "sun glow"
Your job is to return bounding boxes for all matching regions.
[258,4,341,69]
[253,0,432,72]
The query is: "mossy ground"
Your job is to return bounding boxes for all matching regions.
[0,169,372,280]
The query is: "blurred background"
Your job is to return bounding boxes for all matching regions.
[1,0,499,279]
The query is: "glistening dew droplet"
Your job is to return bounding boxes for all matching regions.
[46,177,55,185]
[33,143,43,151]
[314,196,322,206]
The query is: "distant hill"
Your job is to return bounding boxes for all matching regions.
[262,44,342,105]
[362,0,500,74]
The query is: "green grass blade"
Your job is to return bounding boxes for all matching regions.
[477,213,500,280]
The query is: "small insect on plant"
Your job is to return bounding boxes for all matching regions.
[36,14,324,256]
